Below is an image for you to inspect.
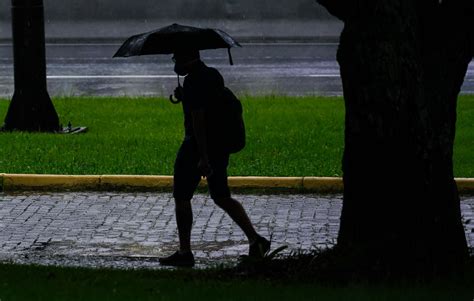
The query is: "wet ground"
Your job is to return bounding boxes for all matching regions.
[1,43,473,97]
[0,192,472,269]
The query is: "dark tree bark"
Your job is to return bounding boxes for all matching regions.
[317,0,473,275]
[3,0,60,132]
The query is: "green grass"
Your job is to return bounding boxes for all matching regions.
[0,263,471,301]
[454,96,474,178]
[0,95,472,177]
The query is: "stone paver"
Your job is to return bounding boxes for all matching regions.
[0,192,472,269]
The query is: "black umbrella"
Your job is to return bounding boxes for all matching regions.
[113,23,241,65]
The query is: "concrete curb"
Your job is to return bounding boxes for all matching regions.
[100,175,173,190]
[2,174,100,191]
[1,173,473,194]
[456,178,474,194]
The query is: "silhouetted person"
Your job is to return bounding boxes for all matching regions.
[159,50,270,267]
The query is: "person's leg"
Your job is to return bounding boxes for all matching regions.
[208,154,270,257]
[175,197,193,252]
[160,140,200,266]
[160,196,198,266]
[213,196,258,243]
[172,141,201,251]
[213,196,270,257]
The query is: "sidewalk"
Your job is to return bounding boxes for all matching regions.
[0,192,472,269]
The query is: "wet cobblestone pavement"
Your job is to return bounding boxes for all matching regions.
[0,192,472,269]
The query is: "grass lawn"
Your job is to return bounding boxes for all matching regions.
[0,95,472,177]
[0,263,471,301]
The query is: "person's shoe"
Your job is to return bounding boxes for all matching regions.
[249,236,271,258]
[159,251,195,267]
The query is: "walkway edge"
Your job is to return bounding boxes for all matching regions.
[1,173,473,194]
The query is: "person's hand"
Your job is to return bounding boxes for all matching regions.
[197,158,213,178]
[174,86,184,101]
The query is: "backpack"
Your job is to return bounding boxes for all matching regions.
[207,87,246,154]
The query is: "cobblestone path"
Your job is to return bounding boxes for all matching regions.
[0,192,472,269]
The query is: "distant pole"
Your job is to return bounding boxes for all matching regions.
[3,0,59,132]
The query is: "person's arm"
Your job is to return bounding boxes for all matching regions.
[191,110,212,177]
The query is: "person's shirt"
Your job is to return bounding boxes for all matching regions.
[182,61,224,140]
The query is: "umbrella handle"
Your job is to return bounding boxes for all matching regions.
[169,94,181,104]
[169,75,182,104]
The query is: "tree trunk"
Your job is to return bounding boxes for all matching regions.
[3,0,60,132]
[317,0,472,275]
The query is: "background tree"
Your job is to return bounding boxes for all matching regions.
[316,0,473,276]
[3,0,59,132]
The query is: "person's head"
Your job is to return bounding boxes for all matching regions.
[172,50,200,76]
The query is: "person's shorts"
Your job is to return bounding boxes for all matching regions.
[173,138,231,200]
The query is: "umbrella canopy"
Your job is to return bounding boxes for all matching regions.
[113,23,241,64]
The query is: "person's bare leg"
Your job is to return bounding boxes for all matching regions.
[175,197,193,252]
[213,196,259,243]
[158,197,195,267]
